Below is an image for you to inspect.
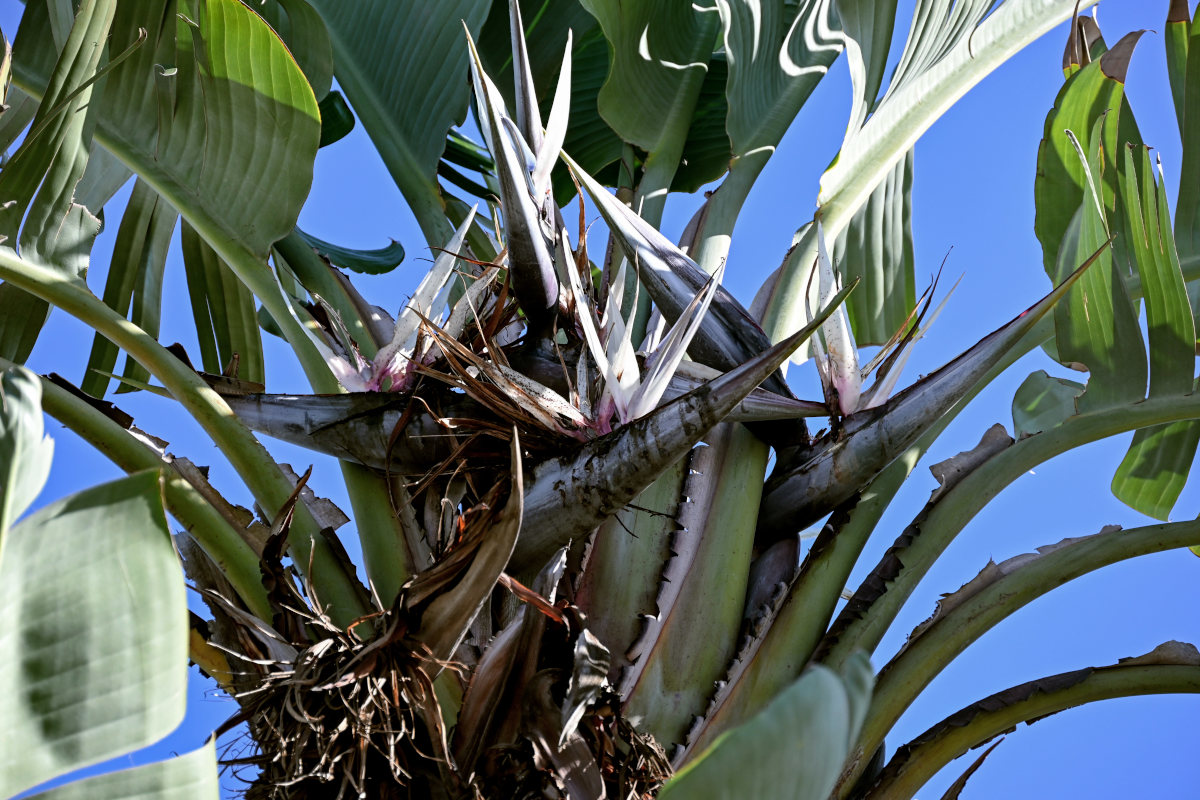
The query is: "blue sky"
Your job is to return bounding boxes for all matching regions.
[7,1,1199,798]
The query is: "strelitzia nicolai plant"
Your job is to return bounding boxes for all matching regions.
[1,1,1198,799]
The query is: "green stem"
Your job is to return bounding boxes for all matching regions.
[273,234,414,603]
[24,367,271,618]
[688,149,772,276]
[855,520,1200,791]
[0,248,367,625]
[861,661,1200,800]
[341,460,411,605]
[817,392,1200,681]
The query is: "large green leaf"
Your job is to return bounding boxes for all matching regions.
[0,467,186,798]
[819,0,1095,239]
[25,741,218,800]
[296,227,406,275]
[1110,145,1199,518]
[8,0,323,384]
[0,0,110,362]
[721,0,847,159]
[580,0,721,154]
[7,0,330,384]
[0,367,53,543]
[659,654,873,800]
[82,178,179,398]
[671,50,733,193]
[252,0,334,100]
[1120,146,1195,396]
[1034,32,1144,285]
[14,0,320,258]
[834,149,915,344]
[1051,124,1146,413]
[827,0,913,344]
[834,0,897,133]
[764,0,1095,343]
[307,0,490,244]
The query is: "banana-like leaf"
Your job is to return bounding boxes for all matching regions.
[82,178,178,398]
[1120,147,1194,396]
[579,0,720,154]
[73,144,133,215]
[760,248,1099,537]
[825,0,915,343]
[1112,415,1200,520]
[251,0,334,100]
[835,149,915,345]
[1011,369,1084,437]
[0,89,38,156]
[0,0,110,362]
[758,1,1092,347]
[759,0,1097,347]
[671,50,733,192]
[24,741,218,800]
[0,367,53,542]
[306,0,490,244]
[0,469,186,798]
[11,0,322,262]
[181,221,265,384]
[1034,30,1144,286]
[817,0,1096,240]
[1110,145,1199,518]
[1053,122,1146,413]
[835,0,897,132]
[720,0,847,159]
[296,227,405,276]
[658,653,873,799]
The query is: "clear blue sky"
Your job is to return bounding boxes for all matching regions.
[7,1,1199,798]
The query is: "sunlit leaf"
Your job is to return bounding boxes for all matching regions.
[0,472,185,798]
[1053,123,1146,413]
[1110,145,1200,519]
